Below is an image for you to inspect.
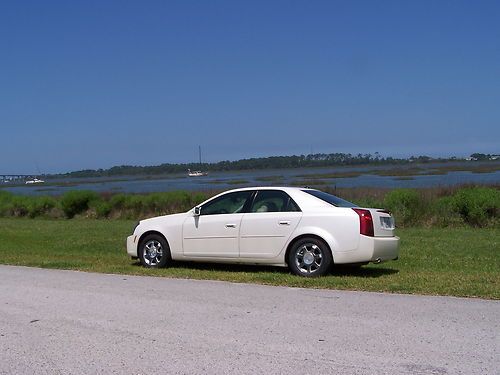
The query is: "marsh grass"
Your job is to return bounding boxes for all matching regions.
[0,218,498,299]
[290,179,329,186]
[295,162,500,179]
[394,176,415,180]
[295,171,363,179]
[216,179,251,185]
[254,175,285,182]
[0,186,498,228]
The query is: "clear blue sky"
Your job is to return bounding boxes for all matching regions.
[1,0,499,174]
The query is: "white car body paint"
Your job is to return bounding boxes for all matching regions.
[126,187,399,269]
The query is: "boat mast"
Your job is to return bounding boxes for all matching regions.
[199,145,202,166]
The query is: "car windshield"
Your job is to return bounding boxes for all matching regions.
[302,189,357,208]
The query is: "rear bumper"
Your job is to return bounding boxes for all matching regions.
[334,235,399,264]
[367,235,400,262]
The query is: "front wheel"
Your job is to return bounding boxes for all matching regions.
[288,238,332,277]
[138,234,171,268]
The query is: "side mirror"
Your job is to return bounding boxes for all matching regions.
[194,206,201,216]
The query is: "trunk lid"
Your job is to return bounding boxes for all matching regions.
[368,208,396,237]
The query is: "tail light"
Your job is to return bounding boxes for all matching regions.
[352,208,374,237]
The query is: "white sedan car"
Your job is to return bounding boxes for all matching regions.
[126,187,399,277]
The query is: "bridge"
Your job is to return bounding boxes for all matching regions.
[0,174,41,182]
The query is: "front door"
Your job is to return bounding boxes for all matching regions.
[182,190,254,258]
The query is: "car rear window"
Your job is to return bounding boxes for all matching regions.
[302,190,357,208]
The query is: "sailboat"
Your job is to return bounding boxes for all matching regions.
[25,177,45,184]
[25,164,45,184]
[188,146,208,177]
[187,169,207,177]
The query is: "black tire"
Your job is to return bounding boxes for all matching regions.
[288,237,333,277]
[138,233,171,268]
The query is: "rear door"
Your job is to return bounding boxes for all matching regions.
[239,190,302,259]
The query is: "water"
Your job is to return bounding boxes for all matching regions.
[2,164,499,196]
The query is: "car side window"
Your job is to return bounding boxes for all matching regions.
[250,190,301,213]
[201,191,253,215]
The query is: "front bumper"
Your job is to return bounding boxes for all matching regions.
[126,235,138,258]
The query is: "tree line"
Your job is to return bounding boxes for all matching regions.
[55,152,487,178]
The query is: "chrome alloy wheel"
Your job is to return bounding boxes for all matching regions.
[294,243,323,275]
[142,239,163,266]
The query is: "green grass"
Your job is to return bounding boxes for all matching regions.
[0,218,498,299]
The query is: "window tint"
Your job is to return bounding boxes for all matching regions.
[201,191,253,215]
[286,198,301,212]
[250,190,301,213]
[302,190,357,208]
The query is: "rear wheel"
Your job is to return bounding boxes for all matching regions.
[139,234,171,268]
[288,237,332,277]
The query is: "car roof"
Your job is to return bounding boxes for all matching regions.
[222,186,315,193]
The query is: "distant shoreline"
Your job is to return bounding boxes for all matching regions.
[1,161,499,197]
[26,159,500,182]
[38,153,500,179]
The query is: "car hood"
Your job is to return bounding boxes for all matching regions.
[139,212,189,226]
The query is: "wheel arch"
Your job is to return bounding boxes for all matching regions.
[284,234,334,266]
[136,230,170,258]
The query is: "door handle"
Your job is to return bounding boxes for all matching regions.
[279,221,291,226]
[225,223,236,228]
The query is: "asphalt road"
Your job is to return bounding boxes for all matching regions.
[0,265,498,375]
